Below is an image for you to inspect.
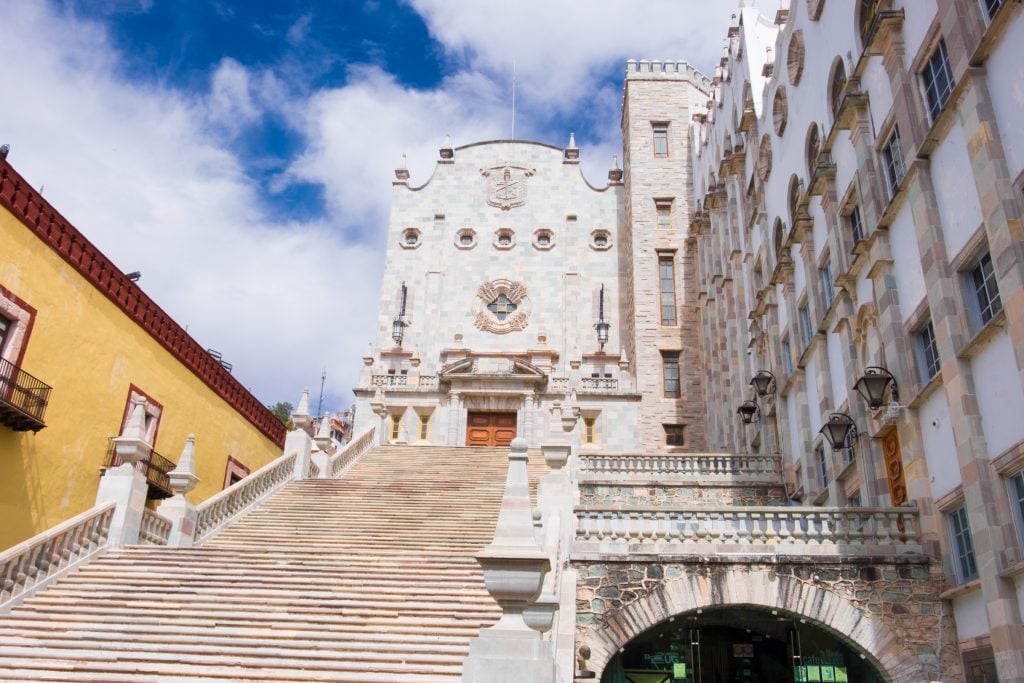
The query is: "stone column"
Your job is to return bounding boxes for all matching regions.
[462,438,554,683]
[97,397,150,547]
[158,435,200,548]
[448,391,462,446]
[523,392,535,446]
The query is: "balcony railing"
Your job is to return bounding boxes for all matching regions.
[580,377,619,393]
[580,453,782,483]
[0,357,52,432]
[372,374,408,388]
[575,505,922,557]
[104,438,175,499]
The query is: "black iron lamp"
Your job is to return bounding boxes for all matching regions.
[853,366,898,410]
[392,282,408,346]
[737,399,760,424]
[819,412,858,451]
[595,284,610,349]
[749,370,776,398]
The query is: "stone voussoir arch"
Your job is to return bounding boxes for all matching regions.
[579,565,932,682]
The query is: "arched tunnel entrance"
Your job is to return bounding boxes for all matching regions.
[599,606,885,683]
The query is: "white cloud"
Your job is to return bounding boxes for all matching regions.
[0,3,377,411]
[0,0,762,415]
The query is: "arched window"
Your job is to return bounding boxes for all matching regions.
[858,0,881,43]
[788,175,802,224]
[773,218,787,260]
[806,124,821,179]
[787,30,805,86]
[757,134,773,181]
[773,87,789,137]
[829,59,847,119]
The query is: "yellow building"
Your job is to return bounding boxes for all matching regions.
[0,156,285,549]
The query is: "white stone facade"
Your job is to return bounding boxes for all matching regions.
[690,0,1024,678]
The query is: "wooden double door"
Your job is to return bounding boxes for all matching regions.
[466,411,517,447]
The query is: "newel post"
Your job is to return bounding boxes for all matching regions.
[289,389,314,479]
[157,434,201,547]
[96,396,150,547]
[462,438,555,682]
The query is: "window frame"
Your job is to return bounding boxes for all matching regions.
[583,416,597,446]
[921,38,955,123]
[983,0,1006,22]
[781,336,794,375]
[0,285,37,369]
[967,251,1003,329]
[658,252,678,326]
[652,122,670,158]
[948,505,979,582]
[816,443,830,490]
[914,319,941,384]
[418,413,430,442]
[820,257,835,311]
[847,203,865,248]
[655,198,673,231]
[390,414,402,442]
[881,127,907,197]
[661,350,681,399]
[1008,470,1024,548]
[222,456,251,489]
[664,424,685,447]
[798,300,813,348]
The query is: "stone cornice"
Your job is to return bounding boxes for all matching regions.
[0,159,286,448]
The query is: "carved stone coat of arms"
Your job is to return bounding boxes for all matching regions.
[482,165,534,210]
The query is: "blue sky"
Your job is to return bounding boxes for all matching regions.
[2,0,750,414]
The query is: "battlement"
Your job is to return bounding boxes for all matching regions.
[624,59,711,92]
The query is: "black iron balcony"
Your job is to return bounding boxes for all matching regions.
[0,357,51,432]
[105,438,175,499]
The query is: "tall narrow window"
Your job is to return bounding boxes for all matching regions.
[583,417,596,445]
[829,60,848,119]
[652,123,669,158]
[816,444,830,489]
[983,0,1005,21]
[655,199,673,230]
[820,260,835,310]
[1010,471,1024,545]
[882,127,906,197]
[971,252,1003,326]
[848,204,864,246]
[0,315,10,355]
[799,302,813,347]
[659,254,677,326]
[948,506,978,582]
[661,351,681,398]
[418,414,429,441]
[781,337,794,375]
[922,39,955,122]
[390,414,402,442]
[915,320,940,383]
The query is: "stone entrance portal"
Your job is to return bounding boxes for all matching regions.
[465,411,517,446]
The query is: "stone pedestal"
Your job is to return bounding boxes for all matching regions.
[158,494,197,548]
[95,463,148,547]
[287,429,313,480]
[463,628,556,683]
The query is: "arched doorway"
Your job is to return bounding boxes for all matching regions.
[601,606,884,683]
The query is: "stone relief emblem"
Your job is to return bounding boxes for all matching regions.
[474,279,530,333]
[482,164,535,210]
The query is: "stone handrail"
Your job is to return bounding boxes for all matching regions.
[139,509,172,546]
[574,505,922,556]
[194,449,299,542]
[330,424,377,477]
[372,374,408,388]
[0,502,115,612]
[579,453,782,482]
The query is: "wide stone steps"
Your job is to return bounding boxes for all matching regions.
[0,444,545,681]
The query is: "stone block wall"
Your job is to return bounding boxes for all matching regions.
[579,483,785,507]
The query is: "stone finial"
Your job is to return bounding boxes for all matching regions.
[168,434,200,495]
[314,412,333,451]
[395,154,410,182]
[292,389,311,429]
[112,396,151,465]
[563,132,579,162]
[440,133,454,160]
[608,154,623,183]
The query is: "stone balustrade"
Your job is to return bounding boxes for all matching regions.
[579,453,782,483]
[574,505,922,556]
[0,502,115,611]
[330,425,377,477]
[194,449,299,542]
[139,509,172,546]
[371,374,408,388]
[580,377,619,393]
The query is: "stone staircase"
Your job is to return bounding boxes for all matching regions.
[0,445,546,681]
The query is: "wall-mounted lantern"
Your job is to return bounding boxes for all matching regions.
[853,366,899,410]
[595,284,610,349]
[392,282,408,346]
[819,412,858,451]
[749,370,776,398]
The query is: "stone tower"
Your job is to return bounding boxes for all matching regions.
[621,60,710,452]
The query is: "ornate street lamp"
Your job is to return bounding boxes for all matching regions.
[392,282,408,346]
[737,399,760,424]
[819,412,858,451]
[853,366,899,410]
[595,284,610,349]
[749,370,776,398]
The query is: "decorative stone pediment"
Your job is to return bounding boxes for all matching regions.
[474,279,531,334]
[439,357,547,383]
